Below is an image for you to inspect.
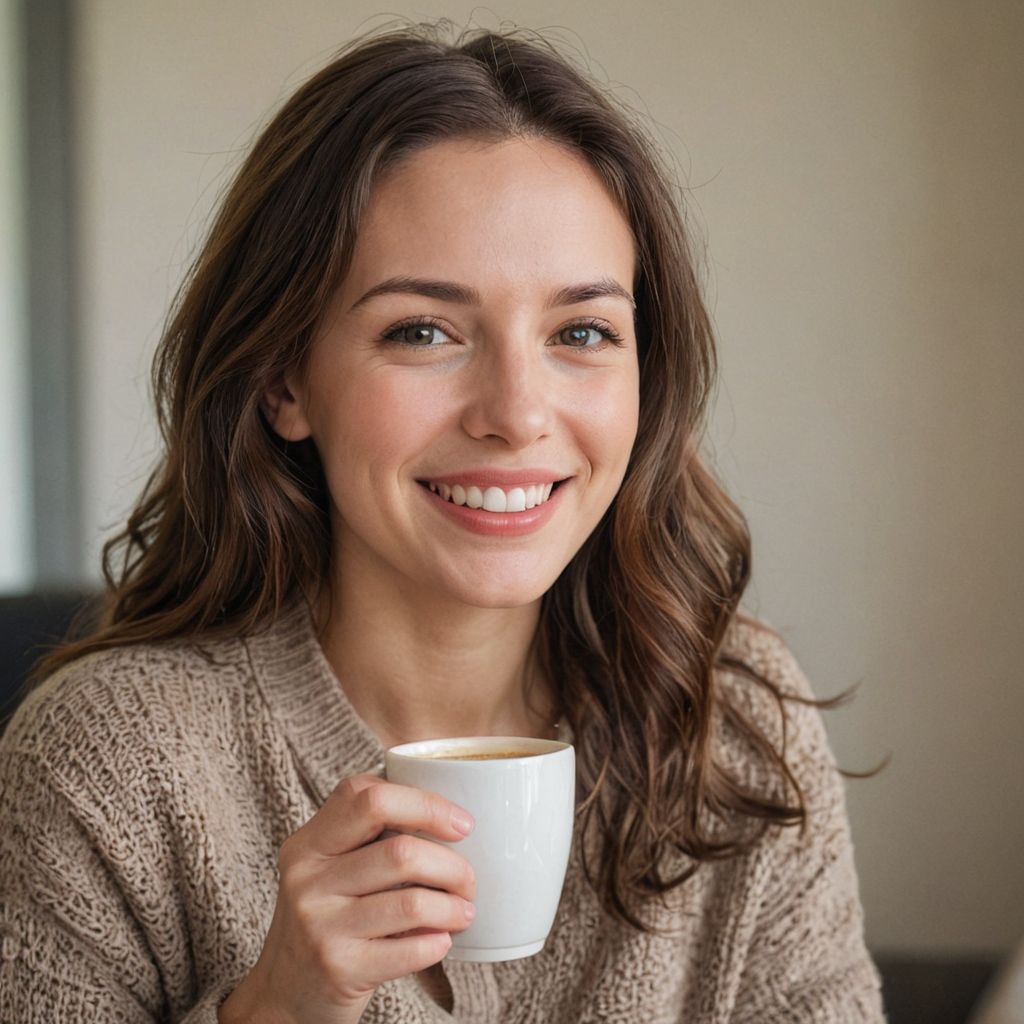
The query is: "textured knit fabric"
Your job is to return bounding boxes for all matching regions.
[0,600,885,1022]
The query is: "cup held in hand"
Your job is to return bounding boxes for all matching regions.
[384,736,575,962]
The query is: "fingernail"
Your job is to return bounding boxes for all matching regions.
[464,901,476,920]
[451,808,475,835]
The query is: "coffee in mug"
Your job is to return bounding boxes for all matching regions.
[419,748,544,761]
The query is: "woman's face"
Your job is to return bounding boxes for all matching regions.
[266,136,640,609]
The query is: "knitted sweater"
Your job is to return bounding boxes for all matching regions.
[0,600,884,1022]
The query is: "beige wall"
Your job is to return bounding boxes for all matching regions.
[74,1,1024,955]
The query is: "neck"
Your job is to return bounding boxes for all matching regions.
[311,569,560,750]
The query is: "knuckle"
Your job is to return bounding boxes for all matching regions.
[292,893,321,934]
[387,833,417,871]
[312,934,342,978]
[335,776,363,804]
[398,887,425,920]
[323,935,355,977]
[361,783,389,823]
[424,790,449,829]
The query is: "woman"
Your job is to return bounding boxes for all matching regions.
[0,20,884,1023]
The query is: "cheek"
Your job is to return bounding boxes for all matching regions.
[317,371,449,472]
[573,371,641,462]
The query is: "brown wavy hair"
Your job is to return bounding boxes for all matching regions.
[26,19,865,934]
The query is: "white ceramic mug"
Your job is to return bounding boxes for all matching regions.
[384,735,575,962]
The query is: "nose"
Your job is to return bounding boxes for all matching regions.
[459,339,555,449]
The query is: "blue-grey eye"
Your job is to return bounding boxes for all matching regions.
[562,325,603,347]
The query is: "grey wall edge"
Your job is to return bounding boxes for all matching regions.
[24,0,84,586]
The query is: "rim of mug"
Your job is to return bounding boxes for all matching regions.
[385,735,572,761]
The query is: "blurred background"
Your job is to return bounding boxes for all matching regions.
[2,2,1022,1020]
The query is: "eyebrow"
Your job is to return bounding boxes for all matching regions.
[349,275,637,313]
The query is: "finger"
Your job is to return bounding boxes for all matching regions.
[298,778,474,858]
[340,774,386,795]
[281,774,385,863]
[341,886,475,941]
[359,931,453,982]
[328,832,476,903]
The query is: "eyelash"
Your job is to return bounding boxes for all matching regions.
[378,315,625,353]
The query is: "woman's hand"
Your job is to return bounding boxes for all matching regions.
[218,773,477,1024]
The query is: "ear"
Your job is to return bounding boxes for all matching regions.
[261,371,313,442]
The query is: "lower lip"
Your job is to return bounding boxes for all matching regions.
[418,481,570,537]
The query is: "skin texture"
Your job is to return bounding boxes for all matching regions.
[262,135,640,748]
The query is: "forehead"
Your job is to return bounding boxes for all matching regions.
[339,137,636,305]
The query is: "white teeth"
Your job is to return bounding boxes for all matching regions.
[426,479,563,512]
[483,487,506,513]
[481,486,528,513]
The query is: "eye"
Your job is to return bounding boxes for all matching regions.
[379,316,453,347]
[556,319,625,353]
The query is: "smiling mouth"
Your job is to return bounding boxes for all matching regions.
[417,478,569,513]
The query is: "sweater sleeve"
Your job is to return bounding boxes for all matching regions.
[727,630,886,1023]
[0,745,160,1021]
[0,664,247,1024]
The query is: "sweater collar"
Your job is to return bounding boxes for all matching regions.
[244,598,574,808]
[244,598,387,805]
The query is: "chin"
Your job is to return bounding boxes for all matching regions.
[442,575,553,611]
[425,547,569,610]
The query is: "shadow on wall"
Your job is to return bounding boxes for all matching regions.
[876,952,1003,1024]
[0,590,101,732]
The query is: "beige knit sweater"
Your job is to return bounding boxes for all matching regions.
[0,600,884,1022]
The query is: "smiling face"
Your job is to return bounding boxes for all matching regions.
[263,135,640,610]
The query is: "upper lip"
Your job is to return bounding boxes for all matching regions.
[417,468,573,488]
